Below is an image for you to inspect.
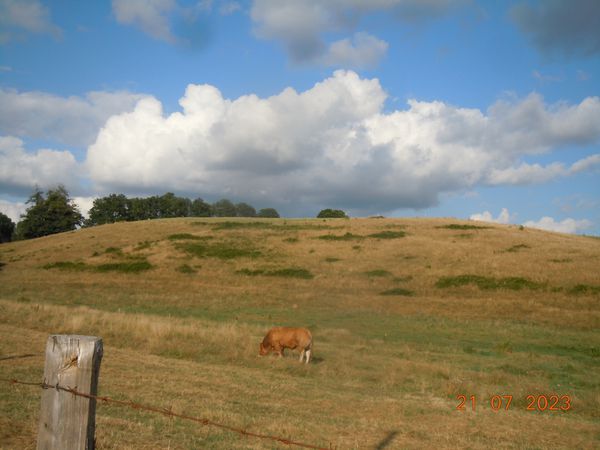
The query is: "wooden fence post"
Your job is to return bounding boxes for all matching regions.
[37,335,103,450]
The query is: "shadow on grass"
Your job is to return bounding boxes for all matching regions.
[374,431,399,450]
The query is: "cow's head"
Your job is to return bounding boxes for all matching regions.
[258,342,270,356]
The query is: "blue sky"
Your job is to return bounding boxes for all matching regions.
[1,0,599,234]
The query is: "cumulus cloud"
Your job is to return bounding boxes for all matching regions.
[112,0,178,43]
[0,136,80,196]
[85,71,600,215]
[0,89,147,147]
[0,0,62,43]
[111,0,215,45]
[320,32,389,68]
[523,216,593,234]
[470,208,510,224]
[250,0,466,67]
[487,153,600,185]
[0,199,26,223]
[511,0,600,58]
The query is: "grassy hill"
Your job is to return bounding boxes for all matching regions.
[1,217,599,449]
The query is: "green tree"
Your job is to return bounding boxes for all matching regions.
[85,194,130,226]
[212,199,236,217]
[317,208,348,219]
[16,186,83,239]
[257,208,280,218]
[235,202,257,217]
[0,212,15,243]
[191,198,211,217]
[159,193,191,218]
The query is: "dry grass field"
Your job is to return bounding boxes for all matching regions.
[1,217,599,449]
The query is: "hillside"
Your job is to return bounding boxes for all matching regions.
[1,217,599,449]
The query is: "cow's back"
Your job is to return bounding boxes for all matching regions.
[270,327,312,349]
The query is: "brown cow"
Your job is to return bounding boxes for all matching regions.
[259,327,313,363]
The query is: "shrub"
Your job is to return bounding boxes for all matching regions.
[317,209,348,219]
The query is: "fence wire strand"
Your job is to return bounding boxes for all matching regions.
[0,376,332,450]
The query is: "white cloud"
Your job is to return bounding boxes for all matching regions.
[0,0,62,43]
[85,71,600,215]
[0,199,26,223]
[320,32,389,68]
[0,136,80,195]
[220,1,241,15]
[250,0,465,66]
[73,197,95,219]
[470,208,510,224]
[523,217,593,234]
[0,89,147,147]
[112,0,178,43]
[487,153,600,185]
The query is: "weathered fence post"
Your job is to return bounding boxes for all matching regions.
[37,335,103,450]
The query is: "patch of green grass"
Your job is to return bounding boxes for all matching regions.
[167,233,211,241]
[43,259,153,274]
[494,341,513,353]
[567,284,600,295]
[177,241,261,260]
[436,274,543,290]
[379,287,414,296]
[368,230,406,239]
[212,221,275,230]
[135,241,154,251]
[43,261,88,271]
[549,258,572,263]
[176,264,197,274]
[437,224,490,230]
[105,247,123,255]
[506,244,531,252]
[95,260,153,273]
[365,269,392,277]
[237,267,314,279]
[317,232,363,241]
[324,257,341,263]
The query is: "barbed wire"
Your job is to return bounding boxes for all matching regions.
[0,376,333,450]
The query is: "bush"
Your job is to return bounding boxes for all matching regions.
[317,209,348,219]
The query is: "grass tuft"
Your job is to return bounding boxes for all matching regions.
[436,274,543,290]
[43,261,87,271]
[379,287,414,296]
[176,264,197,274]
[506,244,531,252]
[567,284,600,295]
[95,260,153,273]
[365,269,392,277]
[237,267,314,279]
[212,221,275,230]
[368,230,406,239]
[437,224,490,230]
[177,241,261,260]
[44,259,153,273]
[168,233,212,241]
[318,232,363,241]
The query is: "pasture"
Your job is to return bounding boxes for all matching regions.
[0,217,599,449]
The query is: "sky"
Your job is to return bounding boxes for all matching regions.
[0,0,599,234]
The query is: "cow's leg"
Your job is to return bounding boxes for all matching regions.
[305,349,311,364]
[299,349,305,363]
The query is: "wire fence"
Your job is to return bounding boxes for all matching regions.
[0,355,333,450]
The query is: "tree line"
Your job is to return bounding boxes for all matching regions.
[0,187,280,242]
[0,187,350,243]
